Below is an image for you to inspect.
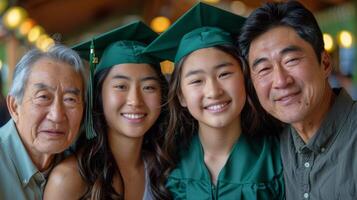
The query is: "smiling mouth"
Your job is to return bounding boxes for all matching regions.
[40,130,65,137]
[204,101,231,113]
[121,113,146,120]
[275,91,301,105]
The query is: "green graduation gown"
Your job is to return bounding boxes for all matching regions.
[166,134,285,200]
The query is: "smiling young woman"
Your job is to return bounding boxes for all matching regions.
[43,21,171,200]
[144,3,285,199]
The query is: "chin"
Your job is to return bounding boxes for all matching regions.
[206,120,230,129]
[37,143,68,154]
[123,131,146,139]
[277,115,305,124]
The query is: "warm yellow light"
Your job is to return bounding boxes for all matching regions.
[3,6,28,29]
[338,30,353,48]
[0,0,8,14]
[19,18,36,36]
[230,1,247,15]
[27,25,44,43]
[36,34,54,51]
[42,37,55,51]
[150,16,171,33]
[202,0,220,4]
[160,60,174,74]
[323,33,334,52]
[0,60,3,71]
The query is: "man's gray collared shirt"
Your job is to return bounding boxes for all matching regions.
[280,89,357,200]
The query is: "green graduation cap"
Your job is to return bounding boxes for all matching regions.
[72,21,160,139]
[144,2,246,63]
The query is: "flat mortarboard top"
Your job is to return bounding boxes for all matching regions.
[72,21,160,139]
[143,2,246,63]
[72,20,160,74]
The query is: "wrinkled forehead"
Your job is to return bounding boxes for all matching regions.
[248,27,306,63]
[27,58,84,93]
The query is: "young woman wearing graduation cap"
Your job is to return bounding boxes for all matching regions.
[44,21,171,200]
[144,3,285,199]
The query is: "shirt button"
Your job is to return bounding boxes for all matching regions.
[304,162,310,168]
[320,147,326,153]
[23,179,28,184]
[303,193,309,199]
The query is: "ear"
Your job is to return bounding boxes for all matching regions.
[177,92,187,107]
[6,95,20,123]
[321,51,332,78]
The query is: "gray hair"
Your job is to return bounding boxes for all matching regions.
[9,44,86,103]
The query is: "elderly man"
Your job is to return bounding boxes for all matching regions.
[0,45,85,200]
[239,1,357,200]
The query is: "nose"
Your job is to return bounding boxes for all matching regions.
[272,65,293,89]
[47,98,66,123]
[126,86,143,107]
[204,78,223,99]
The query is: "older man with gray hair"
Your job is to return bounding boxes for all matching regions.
[0,45,86,200]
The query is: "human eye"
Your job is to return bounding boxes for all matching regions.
[186,75,203,85]
[113,83,127,91]
[64,95,80,106]
[255,64,272,76]
[34,91,52,105]
[285,57,301,66]
[143,84,158,93]
[191,79,204,85]
[218,71,233,79]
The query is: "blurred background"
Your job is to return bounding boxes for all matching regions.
[0,0,356,125]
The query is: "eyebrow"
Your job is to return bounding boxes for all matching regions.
[141,76,159,82]
[112,75,159,82]
[33,83,81,96]
[280,45,303,56]
[251,58,268,70]
[112,75,130,80]
[251,45,303,70]
[65,88,81,96]
[184,62,234,78]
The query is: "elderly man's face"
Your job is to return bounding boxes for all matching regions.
[10,57,84,155]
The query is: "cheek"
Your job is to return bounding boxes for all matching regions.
[23,106,47,129]
[67,108,83,128]
[230,75,245,93]
[181,89,200,108]
[144,93,162,109]
[102,91,125,112]
[252,78,270,99]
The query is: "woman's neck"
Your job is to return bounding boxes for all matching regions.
[198,117,241,156]
[107,130,144,170]
[198,117,241,184]
[107,130,146,200]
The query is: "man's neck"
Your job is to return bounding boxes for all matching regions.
[29,151,54,172]
[292,88,336,143]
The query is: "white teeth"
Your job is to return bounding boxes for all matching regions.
[206,103,227,111]
[122,113,145,119]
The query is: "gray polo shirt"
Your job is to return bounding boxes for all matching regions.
[280,89,357,200]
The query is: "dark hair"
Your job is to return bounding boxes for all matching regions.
[239,0,324,62]
[163,44,282,174]
[77,63,171,200]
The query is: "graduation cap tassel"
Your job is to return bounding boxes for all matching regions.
[85,40,98,139]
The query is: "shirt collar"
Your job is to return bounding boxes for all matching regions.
[172,133,276,182]
[2,120,42,187]
[290,88,354,154]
